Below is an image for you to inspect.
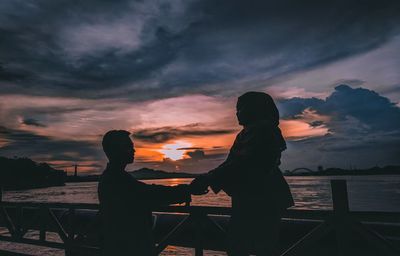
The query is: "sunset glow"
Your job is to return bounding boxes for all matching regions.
[280,120,329,140]
[1,0,399,173]
[159,141,192,161]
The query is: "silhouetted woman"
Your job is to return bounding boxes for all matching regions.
[195,91,294,255]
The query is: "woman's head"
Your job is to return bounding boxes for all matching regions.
[236,91,279,126]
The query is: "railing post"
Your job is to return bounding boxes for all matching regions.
[15,205,23,239]
[192,208,205,256]
[39,206,47,242]
[331,180,349,214]
[65,207,76,256]
[331,180,351,256]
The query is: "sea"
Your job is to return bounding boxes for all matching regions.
[1,175,400,255]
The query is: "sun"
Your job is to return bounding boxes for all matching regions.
[159,141,192,161]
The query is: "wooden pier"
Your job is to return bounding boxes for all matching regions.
[0,180,399,255]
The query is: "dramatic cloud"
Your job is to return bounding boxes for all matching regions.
[278,85,400,170]
[1,0,399,173]
[279,85,400,132]
[0,126,102,164]
[21,118,47,127]
[133,124,236,143]
[186,150,205,160]
[1,0,399,101]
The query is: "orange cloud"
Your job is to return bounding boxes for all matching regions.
[281,120,329,140]
[134,132,236,163]
[280,109,330,140]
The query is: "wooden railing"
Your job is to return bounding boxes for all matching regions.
[0,180,400,256]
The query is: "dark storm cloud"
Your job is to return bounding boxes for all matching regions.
[132,123,235,143]
[21,118,47,127]
[278,85,400,169]
[279,85,400,131]
[0,0,194,98]
[1,0,399,100]
[184,150,226,161]
[186,150,205,160]
[278,97,325,118]
[0,63,34,82]
[0,126,101,161]
[309,121,325,127]
[177,147,204,150]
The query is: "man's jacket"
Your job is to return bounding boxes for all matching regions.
[98,165,190,256]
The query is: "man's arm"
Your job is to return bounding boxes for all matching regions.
[134,180,191,207]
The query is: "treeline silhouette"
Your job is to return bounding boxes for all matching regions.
[129,168,197,179]
[284,165,400,176]
[0,156,66,190]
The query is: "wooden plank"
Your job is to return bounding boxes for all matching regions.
[0,234,66,249]
[0,202,99,210]
[0,249,33,256]
[0,234,99,252]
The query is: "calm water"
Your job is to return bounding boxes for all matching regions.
[1,175,400,255]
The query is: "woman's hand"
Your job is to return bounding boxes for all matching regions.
[189,175,210,195]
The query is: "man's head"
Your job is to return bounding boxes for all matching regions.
[102,130,135,164]
[236,91,280,126]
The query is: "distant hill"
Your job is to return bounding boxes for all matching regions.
[0,156,66,190]
[129,168,197,180]
[66,174,99,183]
[66,167,197,183]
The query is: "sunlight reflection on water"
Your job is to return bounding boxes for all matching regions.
[4,175,400,211]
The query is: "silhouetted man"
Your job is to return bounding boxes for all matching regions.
[192,92,294,255]
[98,130,206,256]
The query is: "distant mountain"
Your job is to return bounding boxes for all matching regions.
[129,168,197,180]
[65,167,197,183]
[0,156,66,190]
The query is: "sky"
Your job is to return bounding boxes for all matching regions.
[0,0,399,174]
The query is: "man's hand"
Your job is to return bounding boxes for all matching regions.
[189,175,209,195]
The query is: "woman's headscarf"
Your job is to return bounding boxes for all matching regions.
[237,91,280,126]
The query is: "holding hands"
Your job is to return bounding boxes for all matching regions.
[189,175,210,195]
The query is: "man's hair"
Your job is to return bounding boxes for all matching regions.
[102,130,131,160]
